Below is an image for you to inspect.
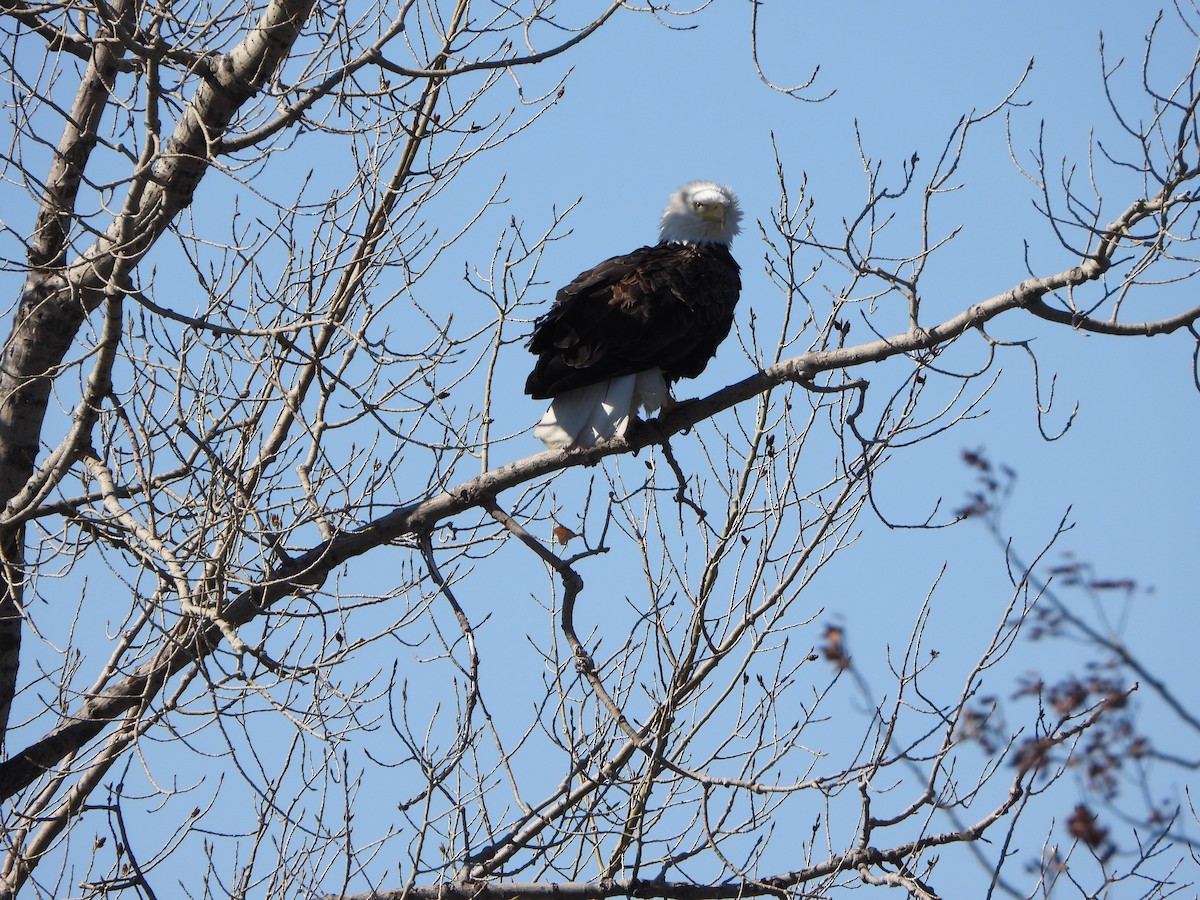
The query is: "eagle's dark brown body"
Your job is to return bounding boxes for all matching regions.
[525,242,742,400]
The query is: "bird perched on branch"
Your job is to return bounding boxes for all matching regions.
[525,180,743,449]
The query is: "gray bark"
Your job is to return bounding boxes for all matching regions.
[0,0,318,747]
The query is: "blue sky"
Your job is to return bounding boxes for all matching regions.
[2,0,1197,894]
[456,2,1200,888]
[476,2,1198,643]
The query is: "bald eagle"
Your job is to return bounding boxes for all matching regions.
[525,181,742,449]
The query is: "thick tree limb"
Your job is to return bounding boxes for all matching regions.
[0,0,320,747]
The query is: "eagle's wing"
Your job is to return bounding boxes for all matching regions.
[525,244,740,399]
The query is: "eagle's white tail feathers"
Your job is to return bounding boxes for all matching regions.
[634,368,667,415]
[534,369,666,450]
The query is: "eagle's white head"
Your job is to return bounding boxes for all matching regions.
[658,180,742,246]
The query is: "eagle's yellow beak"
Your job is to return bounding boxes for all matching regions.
[700,202,727,229]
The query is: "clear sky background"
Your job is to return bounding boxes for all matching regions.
[437,1,1200,891]
[477,0,1199,585]
[3,0,1198,895]
[467,1,1198,708]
